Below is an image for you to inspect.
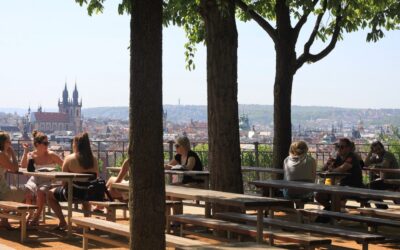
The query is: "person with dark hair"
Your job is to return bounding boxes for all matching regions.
[0,131,25,229]
[315,138,363,219]
[20,130,63,227]
[365,140,400,209]
[47,132,98,230]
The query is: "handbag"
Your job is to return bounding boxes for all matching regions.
[74,177,113,201]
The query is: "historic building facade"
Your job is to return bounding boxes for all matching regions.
[26,84,83,135]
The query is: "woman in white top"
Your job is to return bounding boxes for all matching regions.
[20,130,63,227]
[0,131,25,229]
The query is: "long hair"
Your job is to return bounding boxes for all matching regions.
[0,131,10,151]
[74,132,94,169]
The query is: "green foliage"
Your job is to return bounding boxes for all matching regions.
[115,154,127,167]
[164,0,204,70]
[74,0,131,16]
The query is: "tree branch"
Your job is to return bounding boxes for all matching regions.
[295,0,330,71]
[235,0,277,43]
[293,0,319,37]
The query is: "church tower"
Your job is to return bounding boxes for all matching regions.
[58,82,82,134]
[71,83,82,133]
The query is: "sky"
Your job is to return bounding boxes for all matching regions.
[0,0,399,111]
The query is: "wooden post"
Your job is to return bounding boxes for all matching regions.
[168,140,174,161]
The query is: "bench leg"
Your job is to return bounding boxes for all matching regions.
[21,211,27,243]
[83,227,89,250]
[106,208,116,222]
[362,242,368,250]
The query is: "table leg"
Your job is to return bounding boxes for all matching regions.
[67,178,73,238]
[331,194,341,212]
[256,209,263,243]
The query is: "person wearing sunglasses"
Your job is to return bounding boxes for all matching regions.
[20,130,63,227]
[0,131,26,230]
[315,138,363,221]
[165,136,203,185]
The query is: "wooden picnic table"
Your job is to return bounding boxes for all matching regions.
[363,167,400,176]
[251,179,400,212]
[112,183,293,243]
[317,171,351,185]
[16,169,93,238]
[241,167,284,174]
[164,170,210,189]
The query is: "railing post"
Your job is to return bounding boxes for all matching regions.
[168,140,174,161]
[254,142,259,167]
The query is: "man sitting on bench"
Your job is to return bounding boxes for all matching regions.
[365,140,400,209]
[315,138,363,222]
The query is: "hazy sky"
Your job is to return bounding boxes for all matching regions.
[1,0,399,111]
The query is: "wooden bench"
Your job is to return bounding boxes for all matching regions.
[88,201,128,221]
[357,207,400,219]
[72,217,211,249]
[215,212,385,250]
[169,214,331,249]
[176,242,287,249]
[0,201,38,242]
[299,208,400,232]
[165,200,183,233]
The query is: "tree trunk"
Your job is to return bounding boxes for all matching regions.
[200,0,243,196]
[272,0,297,174]
[129,0,165,249]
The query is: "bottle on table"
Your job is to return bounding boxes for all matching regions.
[27,158,35,172]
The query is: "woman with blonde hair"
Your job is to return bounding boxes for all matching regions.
[20,130,63,227]
[47,132,98,230]
[0,131,25,229]
[283,141,316,203]
[165,136,203,184]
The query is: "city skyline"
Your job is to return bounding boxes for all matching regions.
[1,0,399,111]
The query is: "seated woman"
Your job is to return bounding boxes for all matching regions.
[47,132,98,230]
[107,158,130,201]
[0,131,25,229]
[20,130,63,227]
[165,136,203,186]
[283,141,316,207]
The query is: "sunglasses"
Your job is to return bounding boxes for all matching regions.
[39,141,49,146]
[338,145,347,149]
[175,144,180,148]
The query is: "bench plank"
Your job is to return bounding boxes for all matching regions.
[176,242,286,250]
[72,217,211,249]
[358,208,400,219]
[170,214,331,247]
[215,212,385,244]
[300,208,400,228]
[0,201,37,210]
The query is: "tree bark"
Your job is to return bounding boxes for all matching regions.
[129,0,165,249]
[272,0,296,173]
[200,0,243,195]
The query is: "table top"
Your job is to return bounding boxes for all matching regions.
[112,183,292,209]
[317,171,351,178]
[241,167,283,174]
[363,167,400,173]
[17,168,94,179]
[164,170,210,176]
[251,179,400,200]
